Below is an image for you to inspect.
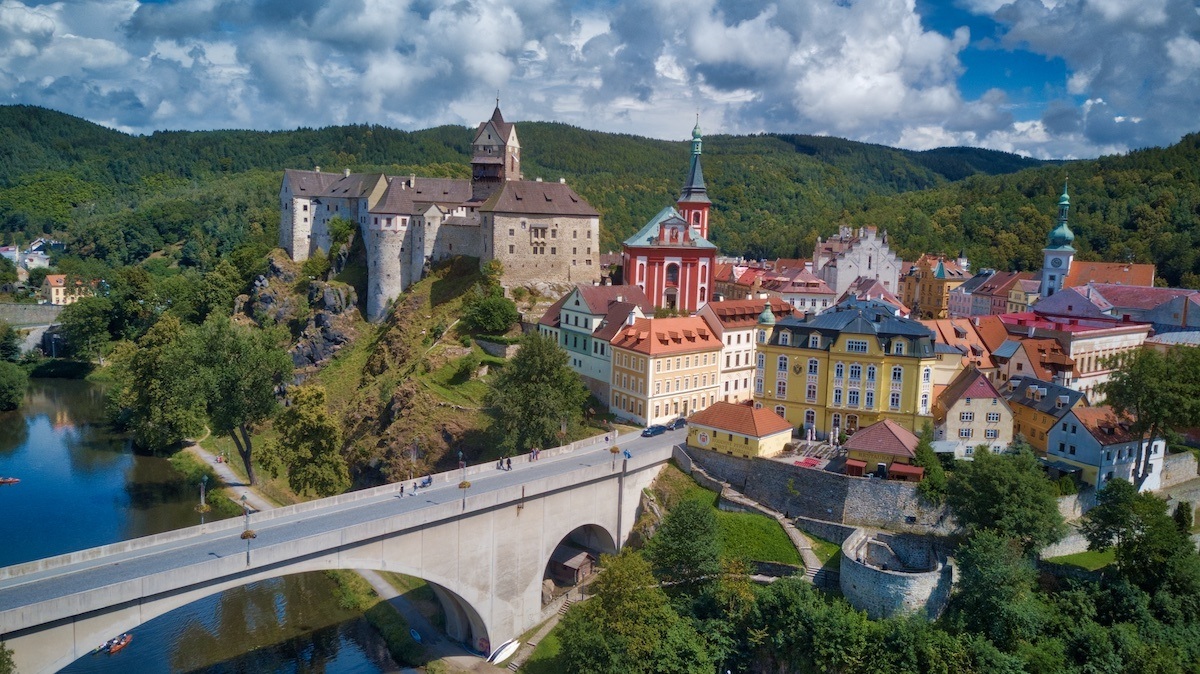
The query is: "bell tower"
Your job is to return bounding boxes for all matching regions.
[471,102,521,202]
[676,117,711,239]
[1041,179,1076,298]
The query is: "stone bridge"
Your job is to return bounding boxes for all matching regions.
[0,433,679,673]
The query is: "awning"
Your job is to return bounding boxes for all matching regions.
[889,463,925,478]
[844,459,867,469]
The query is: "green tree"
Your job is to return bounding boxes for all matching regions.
[1101,348,1200,485]
[301,247,330,280]
[558,550,711,674]
[0,256,16,284]
[0,640,14,674]
[196,259,244,320]
[0,321,19,363]
[949,530,1047,651]
[1173,500,1194,534]
[109,315,206,450]
[486,332,588,453]
[646,498,722,585]
[947,446,1065,554]
[0,361,27,411]
[463,293,519,334]
[58,296,113,359]
[914,422,948,504]
[195,316,293,486]
[261,385,349,496]
[1081,479,1192,592]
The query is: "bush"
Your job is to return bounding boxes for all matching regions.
[0,361,27,411]
[463,294,519,334]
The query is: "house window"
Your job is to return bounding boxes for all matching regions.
[805,409,815,426]
[865,390,875,409]
[757,353,765,369]
[777,356,788,372]
[866,365,876,382]
[808,359,819,375]
[776,380,787,398]
[755,377,764,394]
[849,364,861,381]
[833,388,843,405]
[960,412,974,422]
[806,383,817,402]
[920,393,928,412]
[835,363,844,378]
[987,412,1001,422]
[890,392,901,409]
[810,334,820,348]
[846,339,868,353]
[959,428,973,439]
[922,368,931,383]
[985,429,999,439]
[832,413,842,430]
[780,331,790,346]
[848,389,860,407]
[891,367,903,382]
[894,341,905,355]
[775,405,787,417]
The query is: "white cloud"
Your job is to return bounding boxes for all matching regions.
[0,0,1193,159]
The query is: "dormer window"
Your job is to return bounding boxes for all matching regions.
[780,332,790,346]
[893,341,905,355]
[809,334,820,348]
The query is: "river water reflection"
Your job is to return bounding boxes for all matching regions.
[0,379,395,673]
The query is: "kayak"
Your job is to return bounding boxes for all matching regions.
[108,633,132,654]
[0,477,18,485]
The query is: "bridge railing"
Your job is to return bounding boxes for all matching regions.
[0,430,624,582]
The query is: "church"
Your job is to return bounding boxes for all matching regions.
[278,106,601,321]
[620,121,717,313]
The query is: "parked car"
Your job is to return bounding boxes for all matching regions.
[667,417,687,430]
[641,425,668,437]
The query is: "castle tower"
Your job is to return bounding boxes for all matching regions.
[1041,180,1075,298]
[471,105,521,202]
[364,180,420,322]
[676,119,711,240]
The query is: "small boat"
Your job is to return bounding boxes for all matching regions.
[108,633,132,654]
[487,639,520,664]
[0,477,18,485]
[409,628,422,644]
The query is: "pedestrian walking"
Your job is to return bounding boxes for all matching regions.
[412,481,417,494]
[400,483,405,497]
[506,457,512,471]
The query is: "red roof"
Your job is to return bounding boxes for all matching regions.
[1090,283,1196,311]
[688,401,792,438]
[1063,261,1155,289]
[611,316,721,356]
[843,419,919,458]
[700,298,794,330]
[889,463,925,478]
[1072,406,1140,446]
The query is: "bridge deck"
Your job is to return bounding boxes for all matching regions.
[0,429,682,624]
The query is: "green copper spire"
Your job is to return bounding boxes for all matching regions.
[679,116,709,205]
[758,303,776,326]
[1047,178,1075,250]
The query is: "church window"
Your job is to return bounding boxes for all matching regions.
[666,264,680,284]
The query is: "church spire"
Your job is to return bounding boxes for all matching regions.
[677,117,711,239]
[1047,177,1075,250]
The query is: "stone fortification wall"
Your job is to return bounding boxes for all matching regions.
[839,529,952,619]
[1040,528,1091,558]
[792,516,857,545]
[1162,451,1199,490]
[686,448,951,534]
[0,303,62,327]
[487,212,600,287]
[1057,487,1097,521]
[430,221,482,263]
[475,339,520,359]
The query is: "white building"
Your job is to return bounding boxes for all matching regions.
[696,298,795,404]
[812,226,902,298]
[1046,406,1164,492]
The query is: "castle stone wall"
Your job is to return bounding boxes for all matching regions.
[839,528,952,619]
[365,223,409,322]
[1162,451,1199,490]
[486,212,599,287]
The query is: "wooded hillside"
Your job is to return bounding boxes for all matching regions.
[3,104,1198,285]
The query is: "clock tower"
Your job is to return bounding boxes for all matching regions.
[1041,180,1075,298]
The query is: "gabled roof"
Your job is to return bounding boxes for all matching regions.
[1072,406,1139,446]
[574,284,653,315]
[777,298,933,340]
[973,314,1010,352]
[844,419,919,458]
[761,269,834,296]
[1063,261,1155,289]
[538,292,570,328]
[622,206,717,249]
[610,316,721,355]
[837,277,910,315]
[920,318,995,370]
[975,271,1034,298]
[1089,283,1197,311]
[713,262,736,283]
[952,270,996,295]
[992,340,1022,360]
[688,401,792,438]
[592,301,645,342]
[317,172,386,199]
[1020,338,1075,380]
[481,181,599,217]
[410,177,471,205]
[475,105,514,142]
[283,169,341,195]
[939,367,1006,409]
[1002,376,1087,419]
[700,298,795,330]
[370,180,418,215]
[1033,286,1112,319]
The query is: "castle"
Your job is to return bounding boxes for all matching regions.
[278,106,601,321]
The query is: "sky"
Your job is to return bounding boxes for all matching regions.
[0,0,1197,159]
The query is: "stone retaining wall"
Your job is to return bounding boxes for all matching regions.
[839,529,952,620]
[1162,451,1199,490]
[1040,528,1091,559]
[475,338,520,359]
[0,303,62,327]
[792,516,857,545]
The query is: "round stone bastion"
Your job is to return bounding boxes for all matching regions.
[839,528,953,620]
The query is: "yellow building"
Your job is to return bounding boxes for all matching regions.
[686,401,793,458]
[1001,376,1089,454]
[609,316,722,426]
[843,419,924,482]
[755,299,941,439]
[899,255,968,319]
[40,274,94,306]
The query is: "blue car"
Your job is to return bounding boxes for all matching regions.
[641,425,668,437]
[667,417,687,430]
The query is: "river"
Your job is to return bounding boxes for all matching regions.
[0,379,397,673]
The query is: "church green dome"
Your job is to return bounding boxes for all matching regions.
[1048,220,1075,248]
[692,121,702,140]
[758,304,776,326]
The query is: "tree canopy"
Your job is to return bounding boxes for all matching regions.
[0,361,27,411]
[261,384,348,496]
[946,446,1065,554]
[486,331,588,453]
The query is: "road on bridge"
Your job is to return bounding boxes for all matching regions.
[0,427,685,622]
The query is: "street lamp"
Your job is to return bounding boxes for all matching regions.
[240,494,257,566]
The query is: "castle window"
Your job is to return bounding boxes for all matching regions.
[573,248,577,254]
[303,204,308,211]
[509,245,514,254]
[573,230,578,239]
[551,247,556,255]
[509,228,514,236]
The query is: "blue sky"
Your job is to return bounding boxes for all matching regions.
[1,0,1197,159]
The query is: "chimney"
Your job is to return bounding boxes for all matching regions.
[315,165,321,173]
[973,316,980,327]
[616,295,624,303]
[344,168,351,177]
[625,312,637,326]
[536,177,543,182]
[559,178,566,183]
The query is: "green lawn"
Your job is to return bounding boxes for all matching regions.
[519,630,565,674]
[679,480,802,567]
[808,535,843,566]
[1047,548,1116,571]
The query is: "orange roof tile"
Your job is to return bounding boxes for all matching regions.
[688,401,792,437]
[844,419,919,458]
[1063,261,1155,289]
[1072,406,1140,446]
[610,316,721,356]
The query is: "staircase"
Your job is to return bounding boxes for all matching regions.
[558,598,573,616]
